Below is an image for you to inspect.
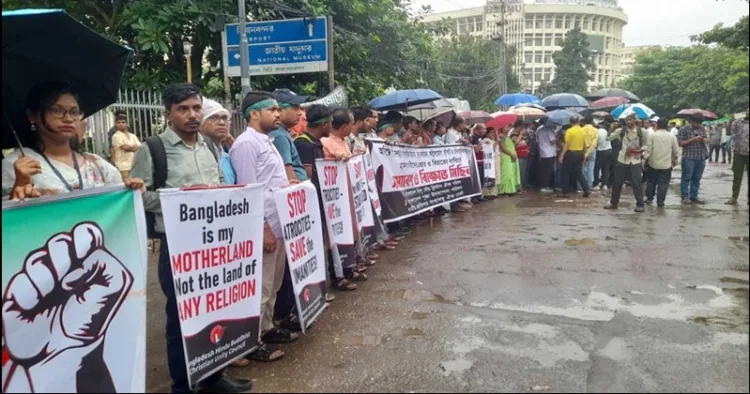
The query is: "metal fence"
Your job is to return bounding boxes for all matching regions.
[80,89,242,158]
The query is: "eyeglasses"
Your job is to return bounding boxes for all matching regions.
[207,114,230,123]
[48,106,83,120]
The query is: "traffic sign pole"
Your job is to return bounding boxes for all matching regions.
[238,0,251,98]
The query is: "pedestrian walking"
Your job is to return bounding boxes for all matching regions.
[678,115,709,204]
[708,124,722,163]
[726,109,749,206]
[536,119,558,193]
[645,118,680,207]
[604,114,648,212]
[594,120,612,190]
[721,121,733,164]
[558,115,591,198]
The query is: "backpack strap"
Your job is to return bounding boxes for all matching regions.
[295,133,313,143]
[145,136,167,190]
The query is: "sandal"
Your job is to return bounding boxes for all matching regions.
[231,358,250,368]
[326,293,337,302]
[332,278,357,291]
[355,265,368,273]
[374,243,396,251]
[247,343,285,362]
[348,271,368,282]
[389,235,406,242]
[366,253,381,261]
[262,327,299,344]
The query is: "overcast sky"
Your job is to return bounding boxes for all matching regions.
[414,0,749,46]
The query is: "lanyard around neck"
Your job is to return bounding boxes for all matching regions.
[41,151,84,192]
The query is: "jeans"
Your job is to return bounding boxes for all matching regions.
[723,143,733,163]
[583,150,596,188]
[562,151,589,195]
[645,166,673,205]
[611,162,645,207]
[158,236,223,393]
[518,157,528,187]
[732,154,749,200]
[538,157,556,189]
[709,145,721,162]
[594,150,612,187]
[681,159,706,200]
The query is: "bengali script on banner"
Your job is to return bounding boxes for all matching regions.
[2,187,147,393]
[159,185,264,387]
[368,141,482,223]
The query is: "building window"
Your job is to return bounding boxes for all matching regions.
[534,72,542,81]
[606,21,611,33]
[535,53,542,63]
[525,52,533,63]
[525,18,533,29]
[605,55,609,65]
[598,73,603,83]
[556,17,563,29]
[555,36,563,46]
[605,38,611,49]
[534,35,543,46]
[544,54,552,63]
[583,18,590,31]
[565,18,571,29]
[535,19,543,29]
[545,19,552,28]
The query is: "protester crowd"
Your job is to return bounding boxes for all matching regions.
[1,80,748,393]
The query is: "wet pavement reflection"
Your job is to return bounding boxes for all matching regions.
[146,164,749,393]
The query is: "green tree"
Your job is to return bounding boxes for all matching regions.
[550,28,594,95]
[620,46,749,116]
[691,15,749,51]
[421,35,520,111]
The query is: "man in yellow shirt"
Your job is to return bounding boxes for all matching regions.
[582,116,599,189]
[558,115,591,197]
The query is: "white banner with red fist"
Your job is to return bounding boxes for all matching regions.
[160,185,264,387]
[273,182,328,334]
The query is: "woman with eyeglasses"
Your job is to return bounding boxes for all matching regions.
[2,81,144,200]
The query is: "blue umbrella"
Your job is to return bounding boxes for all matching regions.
[611,103,655,120]
[541,93,589,110]
[2,9,131,149]
[495,93,541,106]
[369,89,442,111]
[546,109,578,126]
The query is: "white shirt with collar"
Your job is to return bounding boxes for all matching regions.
[647,129,680,170]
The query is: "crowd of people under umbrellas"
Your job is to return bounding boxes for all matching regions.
[2,78,748,393]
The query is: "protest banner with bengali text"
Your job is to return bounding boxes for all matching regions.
[2,187,147,393]
[160,185,264,387]
[314,159,356,276]
[368,141,482,223]
[482,144,496,188]
[347,155,377,248]
[273,182,328,333]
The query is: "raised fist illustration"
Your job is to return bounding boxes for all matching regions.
[2,222,133,393]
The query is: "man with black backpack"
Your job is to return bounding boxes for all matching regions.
[604,114,649,213]
[129,83,253,393]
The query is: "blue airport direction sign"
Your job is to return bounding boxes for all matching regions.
[224,16,329,77]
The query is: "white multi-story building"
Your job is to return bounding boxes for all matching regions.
[422,0,628,93]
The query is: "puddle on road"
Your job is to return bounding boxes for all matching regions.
[402,327,427,338]
[703,235,750,243]
[565,238,597,247]
[373,289,456,305]
[721,277,750,285]
[336,335,384,346]
[691,287,749,330]
[439,358,474,376]
[411,311,432,320]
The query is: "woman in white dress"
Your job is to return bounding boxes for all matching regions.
[2,81,143,200]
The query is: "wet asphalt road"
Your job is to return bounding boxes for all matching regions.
[146,163,749,393]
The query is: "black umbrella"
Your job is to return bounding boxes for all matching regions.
[2,9,131,149]
[586,88,641,103]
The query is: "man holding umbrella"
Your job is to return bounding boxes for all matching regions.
[604,114,648,213]
[678,115,709,204]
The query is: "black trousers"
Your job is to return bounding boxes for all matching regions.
[645,166,673,205]
[611,163,645,207]
[274,259,296,321]
[159,236,223,393]
[538,157,556,188]
[709,145,721,162]
[594,149,612,187]
[562,151,589,194]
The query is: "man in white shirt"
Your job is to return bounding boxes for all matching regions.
[444,116,467,145]
[645,118,680,207]
[594,121,613,190]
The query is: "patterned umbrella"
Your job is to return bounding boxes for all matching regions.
[458,110,493,125]
[586,88,641,103]
[676,108,719,121]
[612,103,655,120]
[591,96,630,108]
[509,106,547,120]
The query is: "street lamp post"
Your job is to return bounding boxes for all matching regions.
[183,41,193,83]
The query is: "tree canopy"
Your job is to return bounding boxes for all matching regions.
[620,46,748,116]
[549,28,594,95]
[691,15,749,51]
